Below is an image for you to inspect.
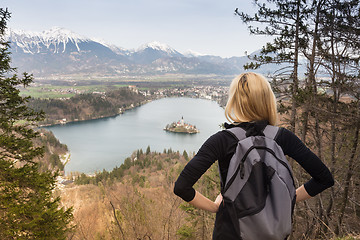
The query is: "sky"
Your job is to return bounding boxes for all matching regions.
[2,0,270,58]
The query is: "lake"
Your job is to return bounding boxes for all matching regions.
[45,97,227,174]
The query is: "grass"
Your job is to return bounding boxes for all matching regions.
[19,80,190,99]
[18,75,230,99]
[334,237,360,240]
[20,89,76,99]
[19,84,126,99]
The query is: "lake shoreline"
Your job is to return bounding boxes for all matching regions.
[40,95,224,128]
[39,98,155,128]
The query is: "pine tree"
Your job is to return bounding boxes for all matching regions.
[314,0,360,234]
[236,0,360,238]
[0,8,73,239]
[146,145,151,155]
[235,0,311,132]
[182,150,189,161]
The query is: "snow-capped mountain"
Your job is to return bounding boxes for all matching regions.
[6,27,249,77]
[91,38,131,56]
[183,50,206,58]
[8,27,90,54]
[137,41,179,54]
[7,28,132,76]
[130,41,183,64]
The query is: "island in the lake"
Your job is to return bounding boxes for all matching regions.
[164,117,199,134]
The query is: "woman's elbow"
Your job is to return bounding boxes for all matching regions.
[173,181,183,197]
[328,174,335,188]
[321,172,334,190]
[173,180,195,202]
[320,168,335,189]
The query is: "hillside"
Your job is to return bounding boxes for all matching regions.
[58,145,360,240]
[59,149,220,240]
[28,87,149,125]
[34,129,69,173]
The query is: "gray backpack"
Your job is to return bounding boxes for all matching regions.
[220,125,296,240]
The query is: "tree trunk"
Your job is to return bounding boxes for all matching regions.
[300,0,322,141]
[326,6,339,223]
[289,0,301,133]
[336,107,360,235]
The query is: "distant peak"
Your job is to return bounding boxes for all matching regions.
[7,27,90,54]
[8,27,89,42]
[42,27,88,41]
[183,49,205,57]
[7,28,37,37]
[137,41,177,53]
[47,26,68,32]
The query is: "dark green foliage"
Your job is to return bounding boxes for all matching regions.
[176,225,195,240]
[123,157,133,169]
[156,161,163,170]
[38,129,68,151]
[146,145,151,155]
[28,87,147,124]
[0,8,73,239]
[183,150,189,161]
[74,148,186,186]
[236,0,310,68]
[132,174,146,187]
[49,154,64,171]
[75,156,133,185]
[35,129,68,172]
[75,173,91,185]
[236,0,311,132]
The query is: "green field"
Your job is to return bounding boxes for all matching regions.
[19,84,128,99]
[19,74,230,99]
[20,88,76,99]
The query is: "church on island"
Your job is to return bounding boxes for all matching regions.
[164,117,199,134]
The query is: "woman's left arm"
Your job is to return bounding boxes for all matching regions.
[174,132,225,206]
[296,185,311,202]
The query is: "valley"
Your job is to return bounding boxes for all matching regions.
[2,1,359,238]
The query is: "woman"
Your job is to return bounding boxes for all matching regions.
[174,72,334,239]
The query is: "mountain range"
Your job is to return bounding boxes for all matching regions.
[6,27,286,78]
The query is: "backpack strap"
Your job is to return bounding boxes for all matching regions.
[225,127,247,141]
[219,127,247,192]
[262,125,280,140]
[226,125,279,140]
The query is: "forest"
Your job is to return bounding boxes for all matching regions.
[234,0,359,239]
[28,88,149,125]
[34,129,69,172]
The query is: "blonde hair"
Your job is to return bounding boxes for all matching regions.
[225,72,278,126]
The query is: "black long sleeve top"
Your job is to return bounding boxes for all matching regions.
[174,121,334,202]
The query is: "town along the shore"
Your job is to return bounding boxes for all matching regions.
[164,117,199,134]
